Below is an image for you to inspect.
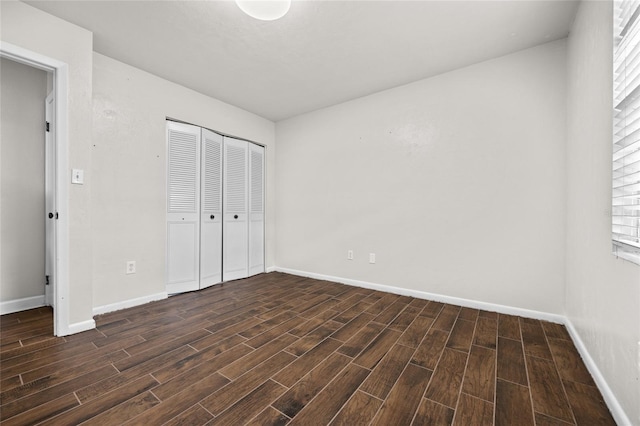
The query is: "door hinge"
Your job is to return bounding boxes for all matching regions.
[45,275,50,286]
[46,121,50,132]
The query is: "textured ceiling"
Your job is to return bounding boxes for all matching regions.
[26,0,579,121]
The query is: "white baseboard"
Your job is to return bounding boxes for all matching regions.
[271,267,565,324]
[0,295,45,315]
[564,319,632,426]
[61,319,96,336]
[270,266,631,424]
[266,266,277,273]
[92,292,168,316]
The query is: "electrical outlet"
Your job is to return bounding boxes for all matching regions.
[126,261,136,274]
[347,250,354,260]
[369,253,376,264]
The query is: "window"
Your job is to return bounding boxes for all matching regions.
[613,0,640,265]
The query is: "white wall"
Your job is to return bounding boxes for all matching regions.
[275,40,567,314]
[1,1,94,326]
[91,53,275,309]
[0,58,48,302]
[566,1,640,424]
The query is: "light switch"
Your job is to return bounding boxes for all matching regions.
[71,169,84,184]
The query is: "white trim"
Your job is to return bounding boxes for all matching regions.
[64,319,96,335]
[93,292,168,316]
[0,296,46,315]
[266,266,277,273]
[0,41,71,337]
[564,319,633,426]
[272,266,565,323]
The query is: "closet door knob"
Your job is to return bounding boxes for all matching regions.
[210,215,215,220]
[234,215,238,219]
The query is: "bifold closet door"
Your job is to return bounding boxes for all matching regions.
[166,122,201,294]
[223,137,249,281]
[249,143,265,276]
[200,129,223,288]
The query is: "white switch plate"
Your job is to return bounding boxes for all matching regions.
[369,253,376,264]
[71,169,84,184]
[126,261,136,274]
[347,250,354,260]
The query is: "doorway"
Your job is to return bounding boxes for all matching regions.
[0,58,50,312]
[0,41,70,336]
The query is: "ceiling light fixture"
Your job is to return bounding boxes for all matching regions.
[235,0,291,21]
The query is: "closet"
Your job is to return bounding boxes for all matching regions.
[166,121,264,295]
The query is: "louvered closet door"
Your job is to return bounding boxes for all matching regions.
[166,122,201,294]
[200,129,223,289]
[223,137,249,281]
[248,143,265,276]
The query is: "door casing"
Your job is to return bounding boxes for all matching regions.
[1,41,71,336]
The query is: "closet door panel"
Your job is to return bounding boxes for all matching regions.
[223,137,249,281]
[167,222,199,293]
[200,129,223,288]
[166,122,201,294]
[249,144,265,276]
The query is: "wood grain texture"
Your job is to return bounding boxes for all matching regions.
[371,363,432,425]
[202,351,295,415]
[162,404,213,426]
[496,337,528,386]
[337,322,384,358]
[209,379,287,426]
[520,319,553,360]
[353,328,401,369]
[329,391,382,426]
[413,398,455,426]
[272,352,351,418]
[421,301,445,318]
[286,364,369,426]
[0,272,611,425]
[432,305,461,332]
[397,315,434,348]
[562,380,615,425]
[453,393,493,426]
[541,322,571,341]
[547,338,595,386]
[274,337,342,387]
[534,412,575,426]
[424,348,468,408]
[411,328,449,370]
[461,345,495,402]
[245,406,290,426]
[526,356,574,423]
[360,343,415,399]
[446,319,475,352]
[473,317,497,349]
[495,379,534,426]
[497,314,521,340]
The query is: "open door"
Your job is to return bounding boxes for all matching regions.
[44,91,55,308]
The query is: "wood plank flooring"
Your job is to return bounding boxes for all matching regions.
[0,272,615,425]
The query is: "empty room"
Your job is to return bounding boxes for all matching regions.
[1,0,639,424]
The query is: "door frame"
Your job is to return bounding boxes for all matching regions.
[1,41,70,336]
[45,91,55,308]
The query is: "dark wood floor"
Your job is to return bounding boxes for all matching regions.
[0,272,615,425]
